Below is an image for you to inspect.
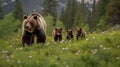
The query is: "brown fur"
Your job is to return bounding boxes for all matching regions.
[66,29,73,40]
[52,28,62,42]
[22,13,46,47]
[76,28,85,40]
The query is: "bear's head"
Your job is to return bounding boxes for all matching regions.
[66,29,73,36]
[22,14,40,33]
[76,28,82,35]
[55,28,62,36]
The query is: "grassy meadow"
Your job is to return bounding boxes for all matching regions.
[0,14,120,67]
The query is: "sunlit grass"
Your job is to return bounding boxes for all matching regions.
[0,30,120,67]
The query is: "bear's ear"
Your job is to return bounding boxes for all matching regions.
[70,30,73,33]
[60,28,63,30]
[33,16,37,20]
[23,16,28,19]
[55,28,57,30]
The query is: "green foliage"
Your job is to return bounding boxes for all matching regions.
[104,0,120,26]
[0,0,4,19]
[0,25,120,67]
[42,0,58,26]
[13,0,24,21]
[0,13,20,39]
[44,14,65,36]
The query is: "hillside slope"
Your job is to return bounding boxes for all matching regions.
[0,30,120,67]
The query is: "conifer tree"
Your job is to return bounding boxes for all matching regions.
[42,0,58,26]
[13,0,24,21]
[105,0,120,26]
[0,0,3,19]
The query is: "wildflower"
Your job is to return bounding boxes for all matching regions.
[94,49,98,52]
[2,50,8,53]
[77,50,80,53]
[5,56,9,59]
[99,45,103,48]
[117,45,120,48]
[66,65,69,67]
[75,52,79,55]
[6,59,10,62]
[60,40,64,43]
[63,61,67,64]
[86,38,89,41]
[62,48,65,51]
[92,51,96,54]
[10,45,13,48]
[16,48,19,51]
[10,55,14,58]
[46,42,50,45]
[92,36,95,39]
[107,48,110,50]
[103,47,107,50]
[29,56,32,58]
[19,47,23,50]
[18,61,21,64]
[116,57,120,60]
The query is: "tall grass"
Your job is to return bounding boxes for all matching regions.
[0,29,120,67]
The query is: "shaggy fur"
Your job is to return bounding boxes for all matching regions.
[22,13,46,47]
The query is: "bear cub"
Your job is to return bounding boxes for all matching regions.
[52,28,63,42]
[66,29,73,40]
[76,28,85,40]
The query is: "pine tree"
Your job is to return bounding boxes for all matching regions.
[42,0,58,26]
[95,0,110,30]
[13,0,24,21]
[105,0,120,26]
[0,0,3,19]
[61,0,78,29]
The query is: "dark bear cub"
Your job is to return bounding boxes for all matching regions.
[22,13,46,47]
[66,29,73,40]
[76,28,85,40]
[52,28,63,42]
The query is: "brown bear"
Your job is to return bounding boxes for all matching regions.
[76,28,85,40]
[22,13,47,47]
[52,27,62,42]
[66,29,73,40]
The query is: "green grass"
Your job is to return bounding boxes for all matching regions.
[0,30,120,67]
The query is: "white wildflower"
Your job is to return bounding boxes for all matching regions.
[117,45,120,48]
[66,65,69,67]
[63,61,67,64]
[18,61,21,63]
[10,45,13,48]
[46,42,50,45]
[77,50,80,53]
[6,59,10,62]
[100,45,103,48]
[86,38,89,41]
[94,49,98,52]
[19,47,23,50]
[29,56,32,58]
[75,52,79,55]
[103,47,107,50]
[116,57,120,60]
[62,48,65,51]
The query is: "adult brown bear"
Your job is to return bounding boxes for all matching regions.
[22,13,46,47]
